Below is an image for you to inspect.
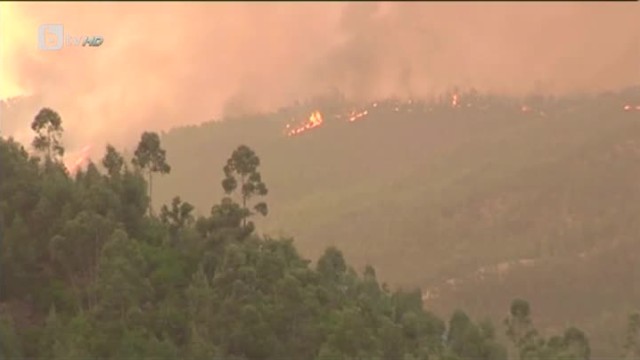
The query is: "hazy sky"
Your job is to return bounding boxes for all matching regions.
[0,2,638,157]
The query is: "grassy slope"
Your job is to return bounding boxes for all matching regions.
[156,92,640,358]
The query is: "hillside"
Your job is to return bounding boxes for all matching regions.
[155,87,640,357]
[0,126,602,359]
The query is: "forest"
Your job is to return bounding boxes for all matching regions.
[151,87,640,357]
[0,105,639,359]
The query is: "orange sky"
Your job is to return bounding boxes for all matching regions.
[0,2,638,155]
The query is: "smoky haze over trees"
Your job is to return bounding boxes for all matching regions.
[152,87,640,358]
[3,106,632,360]
[1,2,638,154]
[0,2,639,359]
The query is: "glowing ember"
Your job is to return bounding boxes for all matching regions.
[286,111,324,136]
[624,105,631,111]
[348,109,368,122]
[521,105,531,112]
[451,93,459,107]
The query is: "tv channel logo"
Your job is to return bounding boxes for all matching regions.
[38,24,104,50]
[38,24,64,51]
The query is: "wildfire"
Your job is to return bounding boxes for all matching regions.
[65,144,93,174]
[348,109,368,122]
[281,93,638,138]
[286,111,324,136]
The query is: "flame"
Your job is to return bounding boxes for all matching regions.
[286,111,324,136]
[348,109,368,122]
[282,95,638,139]
[623,104,640,111]
[65,145,93,174]
[451,93,459,107]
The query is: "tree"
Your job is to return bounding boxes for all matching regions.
[132,132,171,215]
[320,307,380,359]
[160,196,195,240]
[221,145,268,227]
[563,326,590,360]
[447,311,506,360]
[317,247,347,284]
[0,312,22,359]
[31,107,65,162]
[378,317,404,360]
[49,211,115,311]
[144,334,180,360]
[39,305,64,359]
[505,299,538,352]
[44,313,91,360]
[101,144,125,178]
[93,229,152,325]
[0,133,623,360]
[624,313,640,360]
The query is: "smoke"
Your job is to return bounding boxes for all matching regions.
[1,2,638,153]
[318,2,640,100]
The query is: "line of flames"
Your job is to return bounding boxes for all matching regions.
[285,110,324,136]
[284,97,639,137]
[68,101,640,164]
[44,102,640,169]
[286,94,493,137]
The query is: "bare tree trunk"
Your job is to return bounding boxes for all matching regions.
[241,174,247,227]
[148,171,153,216]
[68,273,83,313]
[47,131,52,160]
[90,230,99,311]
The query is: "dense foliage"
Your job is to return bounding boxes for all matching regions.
[153,87,640,356]
[0,107,637,359]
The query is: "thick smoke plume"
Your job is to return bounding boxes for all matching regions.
[1,2,638,153]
